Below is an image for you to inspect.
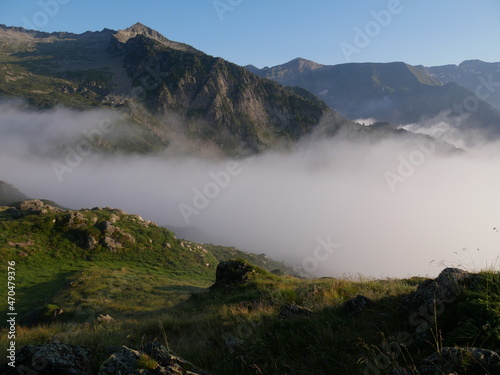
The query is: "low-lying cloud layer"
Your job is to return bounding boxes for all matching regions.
[1,101,499,278]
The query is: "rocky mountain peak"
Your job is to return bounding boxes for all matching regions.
[256,57,324,82]
[126,22,153,33]
[458,59,498,71]
[286,57,324,72]
[114,22,196,52]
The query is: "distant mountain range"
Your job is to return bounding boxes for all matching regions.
[0,23,469,158]
[247,58,500,139]
[418,59,500,112]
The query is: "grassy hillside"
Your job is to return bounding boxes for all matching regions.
[0,186,495,374]
[1,256,497,374]
[0,201,291,323]
[0,201,498,374]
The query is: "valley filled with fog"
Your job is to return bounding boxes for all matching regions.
[2,100,499,278]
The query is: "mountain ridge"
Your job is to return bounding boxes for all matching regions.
[0,23,470,155]
[248,57,500,140]
[418,59,500,111]
[0,181,29,205]
[0,24,340,156]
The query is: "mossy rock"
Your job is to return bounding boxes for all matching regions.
[210,258,265,290]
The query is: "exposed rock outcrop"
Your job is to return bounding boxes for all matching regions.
[1,343,92,375]
[98,220,136,251]
[399,268,478,340]
[418,347,500,375]
[401,268,474,314]
[99,342,210,375]
[210,259,257,290]
[343,295,373,315]
[65,212,88,228]
[57,210,136,251]
[102,235,123,251]
[1,342,211,375]
[278,303,313,319]
[97,314,114,324]
[391,269,499,374]
[15,199,64,214]
[3,207,24,218]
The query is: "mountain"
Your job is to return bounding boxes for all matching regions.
[0,181,29,205]
[246,57,324,80]
[0,23,342,156]
[0,23,464,155]
[419,59,500,112]
[249,59,500,138]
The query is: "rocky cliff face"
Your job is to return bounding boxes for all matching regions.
[113,31,332,152]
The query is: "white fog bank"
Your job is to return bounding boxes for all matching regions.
[1,102,499,278]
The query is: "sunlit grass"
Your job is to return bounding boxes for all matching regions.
[1,266,498,374]
[1,207,498,374]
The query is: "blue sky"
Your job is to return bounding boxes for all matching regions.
[1,0,499,68]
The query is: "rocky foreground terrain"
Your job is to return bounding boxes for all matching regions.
[0,183,497,374]
[1,251,498,374]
